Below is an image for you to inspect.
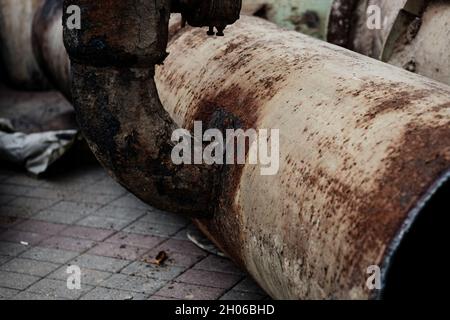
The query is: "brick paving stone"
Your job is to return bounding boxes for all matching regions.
[176,269,242,289]
[146,251,204,268]
[0,194,15,205]
[3,175,45,187]
[39,235,96,252]
[148,295,178,300]
[62,225,115,241]
[20,247,79,264]
[34,210,86,224]
[8,197,57,211]
[0,287,19,299]
[105,232,164,249]
[12,291,63,300]
[0,230,48,246]
[0,184,34,196]
[156,282,225,300]
[81,287,147,300]
[233,277,267,294]
[71,254,130,273]
[0,255,12,265]
[49,266,112,286]
[110,194,149,210]
[14,220,67,235]
[0,166,268,300]
[76,215,132,231]
[0,215,24,228]
[100,274,165,295]
[88,242,149,261]
[194,255,244,275]
[26,278,93,299]
[0,257,60,277]
[0,241,28,256]
[220,290,266,300]
[95,205,147,220]
[25,187,66,200]
[62,192,117,205]
[48,201,101,215]
[124,221,183,237]
[0,271,40,290]
[0,205,37,218]
[84,179,127,196]
[138,211,190,227]
[121,261,185,281]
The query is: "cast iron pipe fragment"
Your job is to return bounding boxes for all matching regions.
[241,0,450,85]
[3,0,450,299]
[62,0,241,217]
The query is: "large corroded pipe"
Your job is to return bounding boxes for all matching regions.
[62,0,239,217]
[241,0,358,46]
[242,0,450,85]
[2,2,450,299]
[350,0,450,85]
[155,17,450,299]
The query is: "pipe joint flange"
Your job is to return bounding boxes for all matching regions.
[63,0,171,67]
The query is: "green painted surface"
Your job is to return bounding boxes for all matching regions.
[255,0,335,39]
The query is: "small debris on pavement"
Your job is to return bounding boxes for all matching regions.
[144,251,168,266]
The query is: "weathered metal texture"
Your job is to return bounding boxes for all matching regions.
[241,0,359,45]
[242,0,334,39]
[32,0,71,98]
[347,0,450,85]
[243,0,450,86]
[351,0,410,58]
[156,16,450,299]
[0,0,50,89]
[0,0,70,94]
[8,0,450,298]
[63,0,222,217]
[384,1,450,86]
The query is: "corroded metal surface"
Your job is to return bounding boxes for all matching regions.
[63,0,221,217]
[157,16,450,299]
[243,0,450,85]
[331,0,450,85]
[3,0,450,299]
[33,0,71,98]
[0,0,49,89]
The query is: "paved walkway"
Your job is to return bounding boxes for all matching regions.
[0,163,268,300]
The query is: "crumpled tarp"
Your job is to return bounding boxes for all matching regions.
[0,125,78,175]
[0,85,79,175]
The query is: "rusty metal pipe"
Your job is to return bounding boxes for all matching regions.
[242,0,450,85]
[156,16,450,299]
[2,1,450,299]
[62,0,232,217]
